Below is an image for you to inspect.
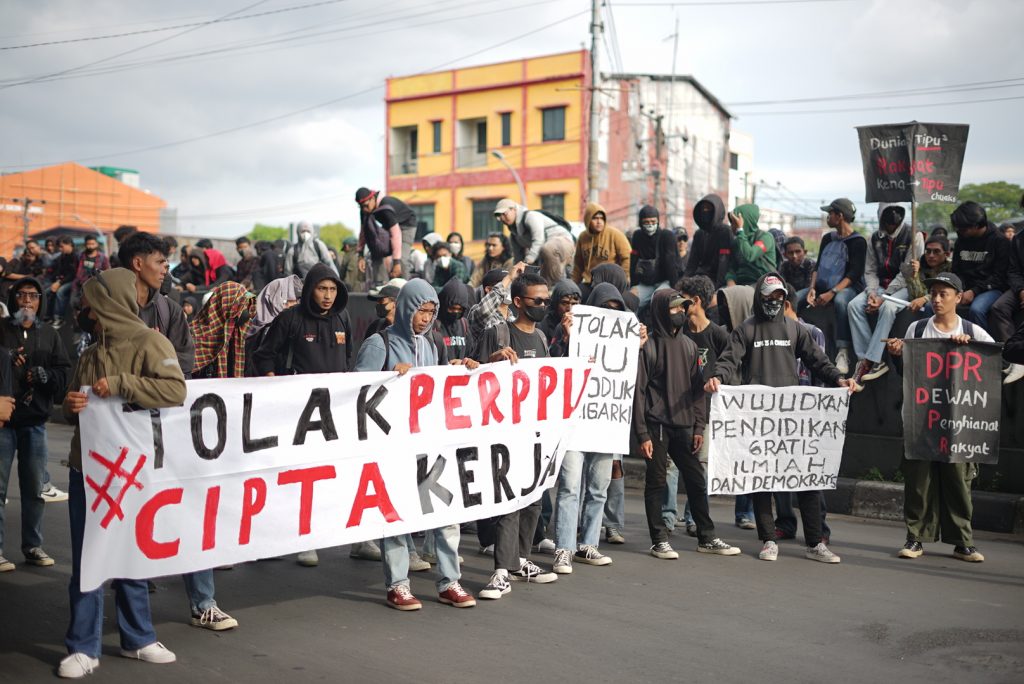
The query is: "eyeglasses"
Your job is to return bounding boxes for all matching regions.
[523,296,551,306]
[15,291,41,300]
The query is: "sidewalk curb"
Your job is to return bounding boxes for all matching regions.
[620,458,1024,535]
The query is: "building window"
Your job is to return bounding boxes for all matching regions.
[432,121,442,154]
[471,199,500,240]
[541,106,566,142]
[729,152,739,171]
[389,125,418,175]
[540,193,565,217]
[413,203,435,241]
[476,120,488,154]
[457,117,488,168]
[500,112,512,147]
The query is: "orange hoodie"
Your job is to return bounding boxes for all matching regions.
[572,202,631,283]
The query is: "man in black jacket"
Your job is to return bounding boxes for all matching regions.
[684,194,733,289]
[705,272,852,563]
[950,201,1009,330]
[0,278,70,570]
[356,188,417,284]
[630,205,679,319]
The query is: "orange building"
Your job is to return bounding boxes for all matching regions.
[385,50,590,242]
[0,162,166,254]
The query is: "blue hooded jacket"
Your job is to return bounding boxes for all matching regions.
[355,278,439,371]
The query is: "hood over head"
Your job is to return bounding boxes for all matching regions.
[638,205,659,224]
[877,202,907,231]
[247,274,302,339]
[391,278,439,342]
[693,194,726,230]
[543,279,582,329]
[438,278,472,325]
[300,262,347,318]
[7,276,46,319]
[584,202,608,231]
[734,204,761,234]
[590,262,630,294]
[752,271,786,321]
[649,288,680,339]
[586,282,625,309]
[82,268,146,340]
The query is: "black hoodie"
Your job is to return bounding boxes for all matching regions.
[952,222,1009,294]
[684,194,733,288]
[431,278,473,361]
[587,263,640,312]
[630,205,679,287]
[0,278,71,426]
[252,263,351,375]
[633,288,707,441]
[711,271,842,388]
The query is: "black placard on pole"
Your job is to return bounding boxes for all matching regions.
[857,121,969,204]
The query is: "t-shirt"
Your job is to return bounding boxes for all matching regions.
[475,320,548,363]
[684,321,729,412]
[905,316,995,343]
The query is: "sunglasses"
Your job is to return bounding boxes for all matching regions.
[523,297,551,306]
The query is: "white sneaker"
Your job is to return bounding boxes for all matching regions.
[40,483,69,503]
[408,552,431,572]
[805,542,841,564]
[759,540,778,561]
[1004,364,1024,385]
[534,538,556,554]
[296,550,319,567]
[190,606,238,631]
[835,348,850,376]
[349,540,382,561]
[120,641,176,664]
[58,653,99,678]
[552,548,573,574]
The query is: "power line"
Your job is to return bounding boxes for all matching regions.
[0,0,350,50]
[616,0,852,6]
[738,93,1024,116]
[0,0,272,91]
[728,76,1024,107]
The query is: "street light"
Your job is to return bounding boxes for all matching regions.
[491,150,526,206]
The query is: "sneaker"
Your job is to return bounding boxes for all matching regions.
[40,483,69,503]
[685,522,698,537]
[805,542,841,563]
[0,555,14,572]
[349,540,381,561]
[835,348,850,376]
[438,582,476,608]
[534,538,556,554]
[605,528,625,544]
[120,641,176,663]
[650,542,679,560]
[1004,364,1024,385]
[759,540,778,561]
[736,518,756,530]
[478,571,511,600]
[861,361,889,382]
[190,606,238,631]
[852,358,872,384]
[574,545,613,566]
[58,653,99,678]
[296,550,319,567]
[510,559,558,583]
[953,545,985,562]
[408,552,431,572]
[386,585,422,611]
[553,548,573,574]
[478,544,494,556]
[697,538,741,556]
[898,540,924,559]
[24,547,54,567]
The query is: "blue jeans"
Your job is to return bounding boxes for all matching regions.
[0,424,47,554]
[849,288,908,363]
[554,451,614,549]
[965,289,1002,329]
[663,461,679,528]
[54,282,74,320]
[383,525,461,592]
[735,494,754,524]
[66,470,156,658]
[603,455,625,531]
[182,570,217,613]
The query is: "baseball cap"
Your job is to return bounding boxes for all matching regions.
[759,274,787,297]
[820,198,856,222]
[368,277,407,301]
[421,232,443,249]
[355,187,378,204]
[494,198,517,216]
[668,294,686,309]
[924,273,964,293]
[482,268,509,289]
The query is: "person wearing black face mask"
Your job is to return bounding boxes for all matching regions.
[365,280,404,340]
[432,279,474,362]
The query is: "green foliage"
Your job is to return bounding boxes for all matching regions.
[913,181,1024,229]
[249,223,288,241]
[317,222,353,250]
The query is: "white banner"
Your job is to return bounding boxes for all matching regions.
[706,385,850,495]
[79,358,592,591]
[566,304,641,454]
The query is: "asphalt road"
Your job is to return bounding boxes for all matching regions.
[1,424,1022,684]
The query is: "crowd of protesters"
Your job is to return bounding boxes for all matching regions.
[0,187,1021,678]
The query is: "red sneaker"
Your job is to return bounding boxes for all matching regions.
[438,582,476,608]
[386,585,422,611]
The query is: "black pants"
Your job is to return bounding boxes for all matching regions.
[494,500,541,571]
[987,289,1020,343]
[644,423,715,544]
[752,491,822,547]
[476,517,496,548]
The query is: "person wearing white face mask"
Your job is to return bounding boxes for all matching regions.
[425,242,468,292]
[445,231,475,281]
[292,221,338,279]
[630,205,679,317]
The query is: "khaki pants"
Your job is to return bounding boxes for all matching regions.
[901,458,975,546]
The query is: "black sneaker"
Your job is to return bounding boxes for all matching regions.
[953,545,984,562]
[898,540,923,559]
[509,560,558,583]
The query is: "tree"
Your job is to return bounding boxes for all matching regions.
[317,222,353,250]
[913,181,1023,228]
[249,223,288,241]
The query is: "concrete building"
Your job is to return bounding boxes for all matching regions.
[728,129,755,208]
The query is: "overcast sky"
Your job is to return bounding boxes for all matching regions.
[1,0,1021,237]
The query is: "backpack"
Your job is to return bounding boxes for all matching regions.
[494,320,547,354]
[911,318,975,339]
[815,232,861,291]
[364,207,396,260]
[524,209,575,241]
[870,228,913,289]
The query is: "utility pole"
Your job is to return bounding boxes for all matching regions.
[652,114,666,217]
[9,197,45,245]
[588,0,602,204]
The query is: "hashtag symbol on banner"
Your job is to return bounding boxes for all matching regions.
[86,448,147,529]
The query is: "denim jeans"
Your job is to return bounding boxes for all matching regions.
[54,282,74,320]
[66,470,156,658]
[604,455,625,531]
[554,451,614,550]
[849,288,908,363]
[383,526,461,592]
[735,494,754,523]
[663,460,679,528]
[0,424,47,554]
[182,570,218,613]
[964,289,1002,329]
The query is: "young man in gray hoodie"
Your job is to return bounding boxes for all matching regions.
[354,279,476,611]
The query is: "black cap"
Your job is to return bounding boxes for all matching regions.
[924,273,964,293]
[820,198,856,222]
[355,187,378,204]
[368,285,401,301]
[482,268,509,289]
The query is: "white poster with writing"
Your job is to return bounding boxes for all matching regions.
[706,385,850,495]
[78,358,592,591]
[566,304,641,454]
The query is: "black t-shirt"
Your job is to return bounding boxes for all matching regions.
[475,321,548,362]
[684,321,729,411]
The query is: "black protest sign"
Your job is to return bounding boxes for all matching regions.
[856,121,970,204]
[902,339,1001,464]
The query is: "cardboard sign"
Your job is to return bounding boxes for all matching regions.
[856,121,969,204]
[902,338,1001,463]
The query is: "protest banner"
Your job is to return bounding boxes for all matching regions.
[78,358,592,591]
[902,338,1001,464]
[856,121,969,204]
[566,304,641,454]
[706,385,850,495]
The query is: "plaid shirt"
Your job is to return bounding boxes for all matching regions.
[467,281,510,341]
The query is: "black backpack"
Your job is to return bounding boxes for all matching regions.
[524,209,574,237]
[364,207,396,260]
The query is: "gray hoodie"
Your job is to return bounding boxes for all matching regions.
[355,278,439,371]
